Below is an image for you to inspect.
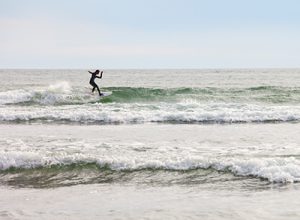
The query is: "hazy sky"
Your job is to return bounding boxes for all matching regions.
[1,0,300,68]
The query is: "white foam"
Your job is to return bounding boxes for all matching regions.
[0,90,33,104]
[1,137,300,183]
[0,82,95,105]
[0,103,300,123]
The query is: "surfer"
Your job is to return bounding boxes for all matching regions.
[88,69,103,96]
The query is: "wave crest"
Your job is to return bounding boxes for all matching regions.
[1,151,300,184]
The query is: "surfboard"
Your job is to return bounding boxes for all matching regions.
[84,87,112,97]
[100,91,112,97]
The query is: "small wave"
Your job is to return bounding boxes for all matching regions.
[0,103,300,124]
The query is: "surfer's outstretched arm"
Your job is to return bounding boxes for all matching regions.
[88,71,94,74]
[96,71,103,79]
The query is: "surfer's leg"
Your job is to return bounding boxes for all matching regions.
[95,85,101,96]
[90,82,97,93]
[90,82,101,96]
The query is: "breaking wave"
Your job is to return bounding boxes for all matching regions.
[1,83,300,124]
[1,151,300,185]
[2,84,300,106]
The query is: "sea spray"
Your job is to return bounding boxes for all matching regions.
[0,82,98,105]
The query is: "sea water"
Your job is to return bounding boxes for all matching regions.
[1,69,300,219]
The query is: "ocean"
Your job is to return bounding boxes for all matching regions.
[1,69,300,219]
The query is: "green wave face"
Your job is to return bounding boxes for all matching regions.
[100,86,300,104]
[100,87,194,103]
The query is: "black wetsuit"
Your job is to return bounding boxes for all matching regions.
[89,72,102,96]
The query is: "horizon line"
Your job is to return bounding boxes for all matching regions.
[1,67,300,70]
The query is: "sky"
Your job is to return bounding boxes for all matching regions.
[1,0,300,69]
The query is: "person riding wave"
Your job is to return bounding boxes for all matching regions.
[88,69,103,96]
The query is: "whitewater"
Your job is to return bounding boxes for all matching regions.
[1,69,300,220]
